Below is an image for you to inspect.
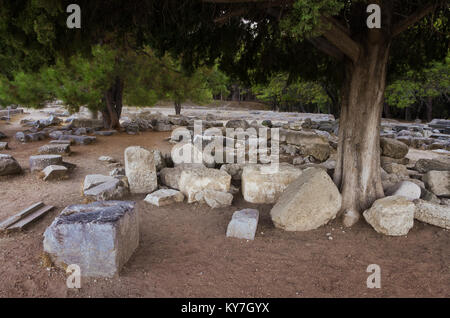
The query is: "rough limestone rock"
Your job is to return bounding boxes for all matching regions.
[299,143,331,162]
[83,174,116,191]
[0,142,8,150]
[226,209,259,240]
[83,175,128,201]
[380,137,409,159]
[414,158,450,173]
[284,130,328,147]
[241,163,303,204]
[423,170,450,197]
[29,155,63,172]
[220,163,245,181]
[124,146,157,194]
[159,163,205,190]
[194,189,233,208]
[40,165,68,181]
[382,162,409,176]
[38,143,71,155]
[225,119,249,130]
[0,154,22,176]
[414,199,450,230]
[363,196,415,236]
[144,189,184,206]
[270,168,342,231]
[58,134,96,145]
[386,181,421,201]
[178,168,231,203]
[43,201,139,277]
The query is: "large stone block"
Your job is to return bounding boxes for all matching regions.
[29,155,63,172]
[178,168,231,203]
[124,146,157,194]
[226,209,259,240]
[40,165,68,181]
[43,201,139,277]
[380,137,409,159]
[159,164,204,190]
[363,196,415,236]
[385,181,421,201]
[414,199,450,230]
[284,130,328,146]
[270,167,341,231]
[38,143,71,155]
[241,163,303,204]
[423,170,450,197]
[414,158,450,173]
[0,154,22,176]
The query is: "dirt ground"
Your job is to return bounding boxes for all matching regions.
[0,119,449,298]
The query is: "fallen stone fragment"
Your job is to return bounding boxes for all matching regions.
[270,167,341,231]
[38,143,71,155]
[380,137,409,159]
[83,178,128,202]
[94,130,117,136]
[144,189,184,206]
[363,196,415,236]
[49,139,73,145]
[124,146,158,194]
[179,167,231,203]
[194,189,233,208]
[414,158,450,173]
[43,201,139,277]
[29,155,63,172]
[226,209,259,240]
[386,181,421,201]
[83,174,118,191]
[423,170,450,197]
[414,199,450,230]
[241,163,302,204]
[159,163,205,189]
[0,142,8,150]
[40,165,68,181]
[98,156,116,163]
[0,154,22,176]
[110,167,126,177]
[58,134,96,145]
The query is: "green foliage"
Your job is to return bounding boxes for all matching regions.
[253,73,331,112]
[280,0,344,39]
[386,53,450,109]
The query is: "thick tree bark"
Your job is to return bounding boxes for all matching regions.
[334,37,390,227]
[102,77,124,129]
[174,101,182,115]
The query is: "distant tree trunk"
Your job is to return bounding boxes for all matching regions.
[425,97,433,122]
[174,101,181,115]
[405,107,411,121]
[334,34,389,227]
[383,102,391,119]
[102,76,123,129]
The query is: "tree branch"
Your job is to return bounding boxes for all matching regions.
[320,16,361,63]
[392,2,438,37]
[308,37,344,61]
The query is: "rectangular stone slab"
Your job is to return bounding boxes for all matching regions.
[43,201,139,277]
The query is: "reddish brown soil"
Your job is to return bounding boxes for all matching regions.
[0,123,449,298]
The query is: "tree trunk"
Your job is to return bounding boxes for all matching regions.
[174,101,181,115]
[101,77,123,129]
[425,97,433,122]
[334,37,390,227]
